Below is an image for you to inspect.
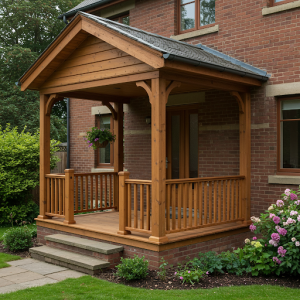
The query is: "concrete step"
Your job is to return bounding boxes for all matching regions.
[30,246,110,275]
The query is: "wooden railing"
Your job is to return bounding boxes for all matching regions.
[74,172,118,214]
[165,175,245,234]
[118,172,152,235]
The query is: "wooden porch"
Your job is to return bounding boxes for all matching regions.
[18,12,266,249]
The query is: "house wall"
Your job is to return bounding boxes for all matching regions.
[69,0,300,222]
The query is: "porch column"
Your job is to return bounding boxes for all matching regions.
[114,102,124,210]
[38,94,51,219]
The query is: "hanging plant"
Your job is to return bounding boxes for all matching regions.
[85,127,116,149]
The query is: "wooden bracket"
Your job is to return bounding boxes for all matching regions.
[45,94,64,116]
[102,101,117,120]
[136,81,152,98]
[230,91,245,114]
[166,81,181,99]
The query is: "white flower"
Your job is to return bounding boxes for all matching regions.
[245,238,250,244]
[298,215,300,222]
[268,205,274,211]
[296,241,300,247]
[279,210,284,214]
[285,189,291,196]
[290,211,298,216]
[292,237,296,242]
[283,222,288,226]
[283,196,288,200]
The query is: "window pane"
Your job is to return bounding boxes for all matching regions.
[171,115,180,179]
[181,0,194,4]
[282,121,300,169]
[122,16,130,25]
[181,3,195,31]
[189,113,198,178]
[99,115,111,164]
[200,0,215,26]
[281,99,300,119]
[274,0,285,2]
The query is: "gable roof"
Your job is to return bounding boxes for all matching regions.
[81,12,269,81]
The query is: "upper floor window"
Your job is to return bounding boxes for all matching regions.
[278,97,300,173]
[112,14,130,25]
[272,0,295,6]
[179,0,215,33]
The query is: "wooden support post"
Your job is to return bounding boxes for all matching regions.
[237,92,251,223]
[137,79,180,243]
[114,102,124,211]
[64,169,76,224]
[38,94,51,220]
[118,171,131,235]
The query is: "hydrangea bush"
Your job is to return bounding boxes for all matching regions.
[238,188,300,276]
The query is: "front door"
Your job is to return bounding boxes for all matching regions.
[166,108,199,179]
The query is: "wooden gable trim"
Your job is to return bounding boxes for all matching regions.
[81,17,165,69]
[20,18,83,91]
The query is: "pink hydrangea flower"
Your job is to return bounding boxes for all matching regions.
[287,217,296,225]
[269,240,278,247]
[180,276,183,280]
[277,227,287,236]
[273,216,281,224]
[290,193,298,201]
[296,241,300,247]
[249,224,256,232]
[269,213,275,219]
[276,200,284,207]
[253,237,257,240]
[206,271,209,275]
[271,233,280,242]
[273,257,282,264]
[297,215,300,222]
[290,211,298,216]
[277,246,287,257]
[285,189,291,196]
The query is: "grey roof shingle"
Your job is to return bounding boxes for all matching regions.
[81,12,269,80]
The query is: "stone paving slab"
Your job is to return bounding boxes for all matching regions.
[20,277,58,288]
[0,278,14,287]
[20,261,67,275]
[0,283,23,294]
[0,267,27,277]
[3,271,45,284]
[8,258,36,267]
[46,270,84,281]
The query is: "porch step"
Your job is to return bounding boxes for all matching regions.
[30,246,110,275]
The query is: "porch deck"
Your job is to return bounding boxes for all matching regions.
[37,211,250,251]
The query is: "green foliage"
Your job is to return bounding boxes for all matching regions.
[187,251,223,274]
[29,226,37,238]
[3,226,33,252]
[238,187,300,276]
[85,127,116,150]
[157,257,168,281]
[219,251,251,276]
[0,125,59,209]
[116,255,148,281]
[175,269,205,285]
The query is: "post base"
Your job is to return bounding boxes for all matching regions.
[117,230,131,235]
[149,235,169,243]
[63,220,76,225]
[37,215,52,220]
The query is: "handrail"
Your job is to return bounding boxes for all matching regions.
[74,171,117,176]
[166,175,245,184]
[45,174,65,178]
[125,179,152,185]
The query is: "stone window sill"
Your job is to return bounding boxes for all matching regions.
[268,175,300,185]
[91,168,114,173]
[262,1,300,16]
[170,25,219,41]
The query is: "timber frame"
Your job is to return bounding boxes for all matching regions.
[19,12,265,248]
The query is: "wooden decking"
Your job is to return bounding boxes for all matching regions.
[36,211,250,252]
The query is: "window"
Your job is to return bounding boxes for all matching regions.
[179,0,215,33]
[272,0,296,6]
[96,115,114,168]
[111,14,130,25]
[277,97,300,173]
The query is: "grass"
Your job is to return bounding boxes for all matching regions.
[1,276,299,300]
[0,253,21,269]
[0,224,36,241]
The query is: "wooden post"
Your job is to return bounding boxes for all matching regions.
[64,169,76,224]
[238,92,251,223]
[118,171,130,235]
[114,102,124,211]
[38,94,51,220]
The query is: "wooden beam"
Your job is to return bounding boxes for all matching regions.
[164,60,262,87]
[40,71,159,95]
[20,19,83,91]
[57,91,130,104]
[230,91,245,114]
[102,101,117,120]
[161,71,250,93]
[38,94,52,220]
[81,17,164,69]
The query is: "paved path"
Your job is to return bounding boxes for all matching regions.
[0,258,85,294]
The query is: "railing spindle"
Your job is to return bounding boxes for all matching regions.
[140,185,144,229]
[209,181,212,224]
[189,183,193,228]
[134,184,138,228]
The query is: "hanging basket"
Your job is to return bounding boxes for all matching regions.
[94,140,109,149]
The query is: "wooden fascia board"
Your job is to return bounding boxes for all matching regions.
[164,60,262,87]
[20,18,83,91]
[81,17,165,69]
[161,71,250,93]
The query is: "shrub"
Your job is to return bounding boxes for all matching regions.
[187,251,223,274]
[238,187,300,276]
[116,255,148,281]
[29,226,37,238]
[3,226,33,252]
[175,269,205,285]
[219,251,251,276]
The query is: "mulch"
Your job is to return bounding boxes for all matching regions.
[95,267,300,290]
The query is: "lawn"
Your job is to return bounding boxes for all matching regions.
[0,253,21,269]
[1,276,299,300]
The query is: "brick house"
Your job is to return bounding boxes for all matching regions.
[19,0,300,270]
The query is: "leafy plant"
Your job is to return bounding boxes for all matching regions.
[219,251,251,276]
[175,269,205,285]
[187,251,223,274]
[157,257,168,281]
[3,226,33,252]
[116,255,148,281]
[85,127,116,150]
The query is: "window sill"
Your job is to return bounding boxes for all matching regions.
[170,25,219,41]
[262,1,300,16]
[91,168,114,173]
[268,175,300,185]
